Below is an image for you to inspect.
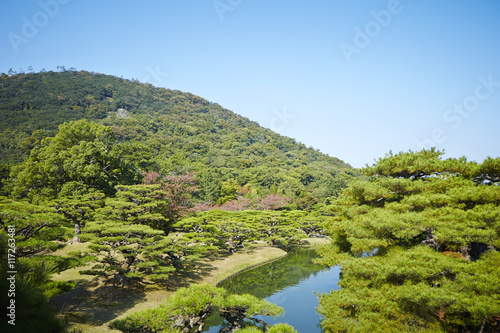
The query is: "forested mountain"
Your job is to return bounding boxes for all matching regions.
[0,69,357,203]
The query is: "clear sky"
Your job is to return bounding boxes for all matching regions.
[1,0,499,168]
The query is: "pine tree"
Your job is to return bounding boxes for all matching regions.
[110,284,286,333]
[0,197,67,256]
[175,210,316,253]
[51,192,104,243]
[81,185,205,287]
[317,149,500,332]
[0,234,66,333]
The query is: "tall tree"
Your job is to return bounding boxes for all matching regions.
[317,150,500,333]
[9,119,141,203]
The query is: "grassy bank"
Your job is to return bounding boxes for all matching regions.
[49,243,288,332]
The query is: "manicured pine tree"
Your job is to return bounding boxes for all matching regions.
[51,191,105,243]
[81,184,205,287]
[175,210,324,250]
[0,197,67,256]
[317,149,500,333]
[110,284,287,333]
[176,213,258,254]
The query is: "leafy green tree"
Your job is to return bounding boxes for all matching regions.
[317,149,500,333]
[9,119,141,203]
[217,179,241,205]
[0,164,10,196]
[296,193,319,212]
[196,168,223,203]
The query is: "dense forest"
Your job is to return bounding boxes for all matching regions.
[0,69,499,333]
[0,69,357,205]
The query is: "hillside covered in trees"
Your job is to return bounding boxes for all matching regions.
[0,69,357,205]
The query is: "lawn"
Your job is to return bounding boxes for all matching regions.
[49,242,288,332]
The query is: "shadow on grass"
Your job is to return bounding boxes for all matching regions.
[156,248,256,290]
[49,259,218,326]
[48,248,263,328]
[49,278,148,326]
[161,259,218,290]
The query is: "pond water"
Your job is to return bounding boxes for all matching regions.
[202,247,340,333]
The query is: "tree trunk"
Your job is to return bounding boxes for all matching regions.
[121,256,136,270]
[478,316,486,333]
[72,223,81,243]
[112,274,127,288]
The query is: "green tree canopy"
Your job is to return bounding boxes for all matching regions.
[9,119,141,203]
[174,210,324,252]
[318,150,500,333]
[51,192,105,243]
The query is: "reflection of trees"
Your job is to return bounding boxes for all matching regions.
[203,248,325,332]
[219,248,324,299]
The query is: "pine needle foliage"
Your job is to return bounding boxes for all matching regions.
[317,149,500,332]
[110,284,287,333]
[81,185,206,287]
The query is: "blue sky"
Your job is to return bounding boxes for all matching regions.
[1,0,499,168]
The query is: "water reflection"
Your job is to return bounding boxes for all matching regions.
[202,248,340,333]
